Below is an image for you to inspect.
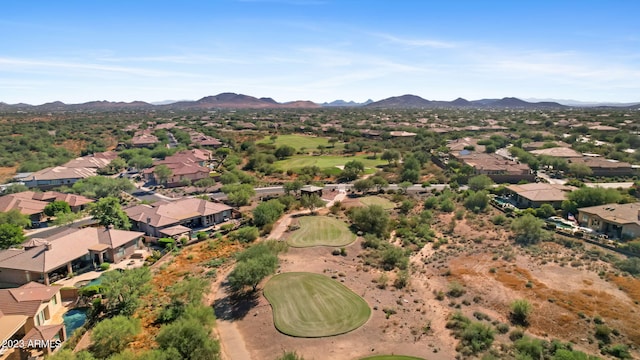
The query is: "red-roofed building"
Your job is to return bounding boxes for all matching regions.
[124,198,232,237]
[0,282,65,358]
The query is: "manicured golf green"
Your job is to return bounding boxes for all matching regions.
[264,272,371,337]
[287,216,356,247]
[360,356,425,360]
[257,134,334,150]
[275,154,385,172]
[358,196,396,210]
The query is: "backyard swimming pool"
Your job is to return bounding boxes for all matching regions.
[63,308,88,337]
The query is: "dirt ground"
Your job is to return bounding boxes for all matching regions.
[216,206,640,360]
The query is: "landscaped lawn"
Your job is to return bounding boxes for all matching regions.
[275,154,385,173]
[263,272,371,337]
[359,356,425,360]
[257,134,336,150]
[358,196,396,210]
[287,216,356,247]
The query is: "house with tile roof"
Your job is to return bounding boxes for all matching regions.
[62,151,118,169]
[505,183,576,209]
[23,167,97,190]
[0,282,65,359]
[0,192,94,222]
[143,149,213,188]
[0,227,144,286]
[577,202,640,240]
[124,198,232,238]
[452,151,534,183]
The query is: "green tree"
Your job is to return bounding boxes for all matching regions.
[464,191,489,213]
[398,181,412,194]
[0,209,31,228]
[0,223,25,249]
[535,203,556,218]
[511,214,550,245]
[221,183,255,207]
[467,175,494,192]
[274,145,296,159]
[341,160,365,181]
[44,200,71,217]
[253,199,285,228]
[89,197,130,230]
[71,176,135,199]
[228,244,279,292]
[89,316,141,359]
[510,299,533,325]
[154,164,173,185]
[371,176,389,192]
[300,193,325,213]
[229,226,260,243]
[2,183,28,194]
[100,267,152,317]
[98,157,127,175]
[348,205,389,237]
[381,150,400,165]
[353,178,374,193]
[156,317,220,360]
[567,163,593,179]
[283,180,303,196]
[561,187,622,214]
[194,177,216,188]
[51,211,83,227]
[127,155,153,170]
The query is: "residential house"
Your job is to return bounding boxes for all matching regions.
[144,149,212,187]
[566,157,635,177]
[0,282,65,359]
[577,202,640,240]
[125,198,233,238]
[0,191,93,223]
[446,137,486,153]
[62,151,118,169]
[23,167,96,190]
[0,227,144,286]
[452,151,534,183]
[189,132,222,147]
[505,183,576,209]
[131,132,159,148]
[529,147,583,158]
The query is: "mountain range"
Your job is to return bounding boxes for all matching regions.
[1,92,638,112]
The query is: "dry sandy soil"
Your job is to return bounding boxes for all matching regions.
[214,206,640,360]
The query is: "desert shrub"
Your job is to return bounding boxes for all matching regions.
[99,263,110,271]
[448,281,466,298]
[496,323,509,334]
[601,344,632,359]
[394,269,409,289]
[509,329,525,341]
[196,231,208,241]
[229,226,259,243]
[514,336,545,359]
[445,311,494,355]
[594,324,612,343]
[491,215,507,225]
[510,299,533,326]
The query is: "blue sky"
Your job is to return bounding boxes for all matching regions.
[1,0,639,104]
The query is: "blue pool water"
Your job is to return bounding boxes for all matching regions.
[63,308,88,336]
[86,276,103,287]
